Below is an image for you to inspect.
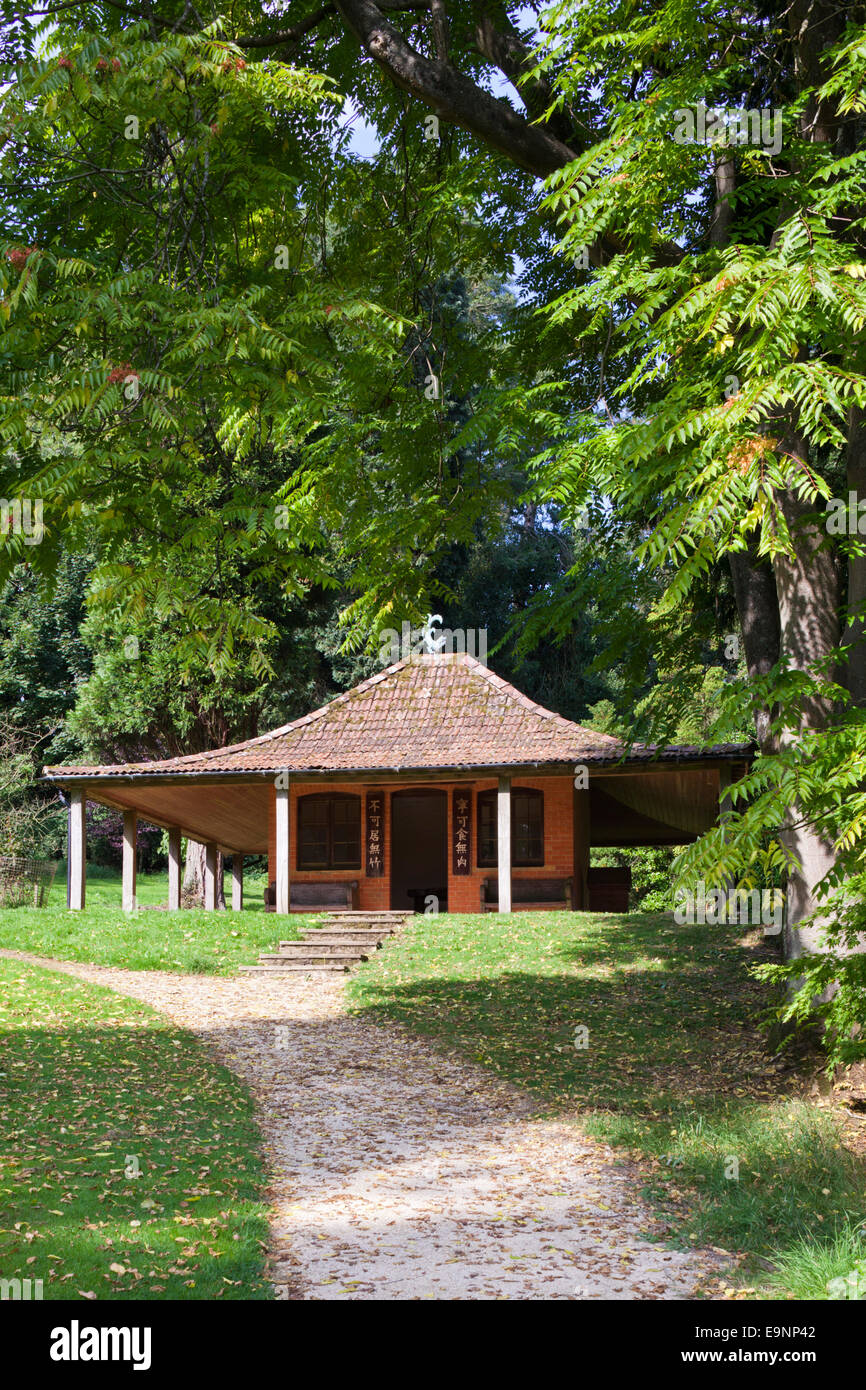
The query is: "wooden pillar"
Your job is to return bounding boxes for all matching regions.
[168,827,182,911]
[122,809,137,912]
[497,775,511,913]
[204,842,217,910]
[68,788,86,911]
[232,855,243,911]
[276,779,291,915]
[573,784,590,910]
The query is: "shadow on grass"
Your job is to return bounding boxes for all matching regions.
[348,912,866,1281]
[0,961,270,1300]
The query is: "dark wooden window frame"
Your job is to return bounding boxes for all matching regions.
[476,787,544,868]
[297,792,362,871]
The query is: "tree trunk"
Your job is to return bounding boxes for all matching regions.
[771,471,841,960]
[182,839,226,909]
[843,405,866,706]
[727,543,781,750]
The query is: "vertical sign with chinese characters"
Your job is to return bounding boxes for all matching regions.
[366,792,384,877]
[452,789,471,875]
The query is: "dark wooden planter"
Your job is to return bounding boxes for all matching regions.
[587,866,632,913]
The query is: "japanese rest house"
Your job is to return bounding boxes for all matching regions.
[44,654,750,915]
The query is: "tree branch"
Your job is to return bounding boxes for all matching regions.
[470,3,584,152]
[332,0,683,271]
[333,0,579,177]
[238,0,430,50]
[238,5,335,48]
[429,0,449,63]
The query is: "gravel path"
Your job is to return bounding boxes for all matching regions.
[2,949,727,1300]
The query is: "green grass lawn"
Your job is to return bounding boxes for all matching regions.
[0,863,307,973]
[6,874,864,1298]
[57,862,272,912]
[0,957,271,1299]
[347,910,866,1299]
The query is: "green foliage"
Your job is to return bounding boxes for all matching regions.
[1,20,346,670]
[0,15,544,668]
[434,499,620,722]
[0,549,93,757]
[0,716,58,854]
[590,845,678,913]
[532,3,866,611]
[526,4,866,1058]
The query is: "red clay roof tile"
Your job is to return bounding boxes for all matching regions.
[43,654,750,779]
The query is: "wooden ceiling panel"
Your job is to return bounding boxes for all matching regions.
[593,769,718,837]
[92,783,272,854]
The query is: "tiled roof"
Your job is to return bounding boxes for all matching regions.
[43,654,751,779]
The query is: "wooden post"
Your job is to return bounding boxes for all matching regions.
[572,784,590,910]
[122,810,137,912]
[497,775,511,913]
[168,827,182,911]
[276,778,290,915]
[232,855,243,911]
[68,788,86,911]
[204,842,217,911]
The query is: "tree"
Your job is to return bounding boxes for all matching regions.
[5,2,866,1040]
[0,9,536,658]
[221,0,866,1027]
[520,3,865,981]
[64,529,350,900]
[244,0,863,972]
[0,548,93,760]
[0,716,56,856]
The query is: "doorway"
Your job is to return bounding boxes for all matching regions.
[390,788,448,912]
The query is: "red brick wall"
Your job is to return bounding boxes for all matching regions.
[447,777,575,913]
[267,779,392,911]
[267,775,575,914]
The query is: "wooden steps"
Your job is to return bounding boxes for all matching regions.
[278,933,387,947]
[241,961,351,974]
[239,909,412,975]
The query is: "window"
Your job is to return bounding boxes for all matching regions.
[297,794,361,870]
[477,788,544,867]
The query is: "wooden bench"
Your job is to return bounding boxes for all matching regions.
[587,866,631,913]
[264,880,359,913]
[480,877,573,911]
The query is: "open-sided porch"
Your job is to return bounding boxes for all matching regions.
[44,655,750,916]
